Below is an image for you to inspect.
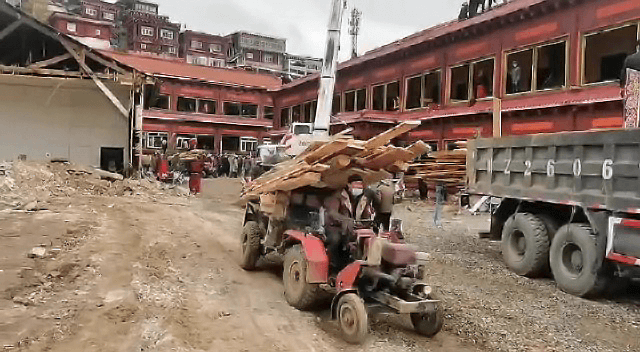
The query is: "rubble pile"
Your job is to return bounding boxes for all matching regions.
[242,121,429,201]
[0,161,188,211]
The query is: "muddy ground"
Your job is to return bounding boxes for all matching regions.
[1,177,639,351]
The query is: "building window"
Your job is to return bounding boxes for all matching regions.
[141,26,154,37]
[291,105,302,123]
[356,88,366,111]
[146,132,168,149]
[177,97,197,112]
[103,12,115,21]
[196,56,208,66]
[198,99,217,114]
[372,84,384,111]
[160,29,174,40]
[95,29,101,36]
[303,101,317,123]
[224,102,258,118]
[246,52,254,60]
[264,53,274,63]
[85,7,97,16]
[450,58,494,101]
[240,137,258,152]
[584,24,638,85]
[209,58,225,67]
[406,70,442,110]
[210,44,222,53]
[332,93,341,114]
[505,40,567,94]
[140,43,147,50]
[264,106,274,120]
[167,46,177,55]
[191,40,203,49]
[344,91,356,112]
[67,22,76,33]
[176,135,196,150]
[148,95,170,110]
[281,107,291,127]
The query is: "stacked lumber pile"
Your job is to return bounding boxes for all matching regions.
[242,122,428,201]
[406,141,467,186]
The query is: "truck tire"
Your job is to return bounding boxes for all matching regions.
[240,221,263,271]
[283,245,322,310]
[337,293,368,344]
[549,224,609,297]
[501,213,550,277]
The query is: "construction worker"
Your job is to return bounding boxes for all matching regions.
[370,180,395,232]
[621,41,640,128]
[434,182,447,228]
[323,176,360,273]
[621,41,640,89]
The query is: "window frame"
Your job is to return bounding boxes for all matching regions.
[280,107,291,127]
[197,99,217,115]
[176,96,198,113]
[160,29,174,40]
[372,80,401,111]
[240,137,259,152]
[66,22,77,33]
[404,73,424,111]
[210,43,222,53]
[264,106,274,120]
[85,7,97,16]
[246,52,254,60]
[581,22,639,87]
[103,12,115,20]
[146,132,168,149]
[449,56,495,103]
[371,83,386,111]
[167,46,177,55]
[503,38,569,95]
[191,40,203,49]
[223,101,259,118]
[141,26,154,37]
[343,90,357,112]
[149,94,171,111]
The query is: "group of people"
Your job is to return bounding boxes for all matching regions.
[459,0,504,20]
[209,154,262,180]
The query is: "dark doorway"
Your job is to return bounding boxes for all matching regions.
[100,147,124,173]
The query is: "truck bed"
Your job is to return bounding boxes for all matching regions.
[466,129,640,213]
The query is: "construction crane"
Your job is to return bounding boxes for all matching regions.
[280,0,347,156]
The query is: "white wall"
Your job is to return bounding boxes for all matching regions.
[0,75,132,168]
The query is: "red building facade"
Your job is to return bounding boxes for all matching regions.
[101,51,279,154]
[179,30,231,68]
[118,0,180,56]
[48,0,119,49]
[272,0,640,150]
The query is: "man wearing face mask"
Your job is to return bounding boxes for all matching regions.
[322,175,362,273]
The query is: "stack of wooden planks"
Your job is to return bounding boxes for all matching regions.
[405,141,467,186]
[242,121,429,200]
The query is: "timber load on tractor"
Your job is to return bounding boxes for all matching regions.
[238,122,444,344]
[467,128,640,297]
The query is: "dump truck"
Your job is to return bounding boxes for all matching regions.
[467,129,640,297]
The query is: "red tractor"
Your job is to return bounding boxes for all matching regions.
[240,198,443,343]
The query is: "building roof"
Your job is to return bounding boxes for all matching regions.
[100,50,282,90]
[280,0,550,90]
[50,11,115,26]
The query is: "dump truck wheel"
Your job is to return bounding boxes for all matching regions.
[337,293,368,344]
[501,213,550,277]
[240,221,262,271]
[283,245,322,310]
[550,224,609,297]
[411,291,444,337]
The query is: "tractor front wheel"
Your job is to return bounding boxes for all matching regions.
[337,293,368,344]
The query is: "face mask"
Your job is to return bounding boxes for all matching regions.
[350,188,363,197]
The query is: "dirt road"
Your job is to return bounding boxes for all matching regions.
[1,177,639,351]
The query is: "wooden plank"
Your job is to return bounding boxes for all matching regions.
[59,39,129,118]
[303,139,349,164]
[261,172,322,193]
[327,155,351,170]
[28,53,73,68]
[406,141,430,157]
[0,64,82,77]
[0,19,22,42]
[364,147,417,170]
[363,121,421,150]
[85,51,128,75]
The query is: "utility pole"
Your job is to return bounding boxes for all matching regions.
[349,7,361,59]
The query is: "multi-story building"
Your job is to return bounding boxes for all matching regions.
[101,50,281,154]
[284,54,322,78]
[179,30,231,68]
[48,0,119,49]
[116,0,180,57]
[227,31,287,73]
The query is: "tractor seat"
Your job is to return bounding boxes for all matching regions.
[381,242,417,266]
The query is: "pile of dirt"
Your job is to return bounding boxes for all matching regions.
[0,161,189,211]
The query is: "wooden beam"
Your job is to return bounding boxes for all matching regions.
[84,51,128,75]
[0,18,23,42]
[59,39,129,118]
[28,53,73,69]
[362,121,421,150]
[0,64,82,77]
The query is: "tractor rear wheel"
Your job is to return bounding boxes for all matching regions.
[240,221,263,271]
[410,291,444,337]
[337,293,368,344]
[283,245,323,310]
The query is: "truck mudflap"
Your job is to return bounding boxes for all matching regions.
[371,291,440,314]
[284,230,329,283]
[607,217,640,266]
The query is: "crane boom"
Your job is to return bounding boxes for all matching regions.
[313,0,347,137]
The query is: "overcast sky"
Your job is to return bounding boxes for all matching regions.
[150,0,464,61]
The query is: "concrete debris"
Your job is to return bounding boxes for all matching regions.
[28,246,47,259]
